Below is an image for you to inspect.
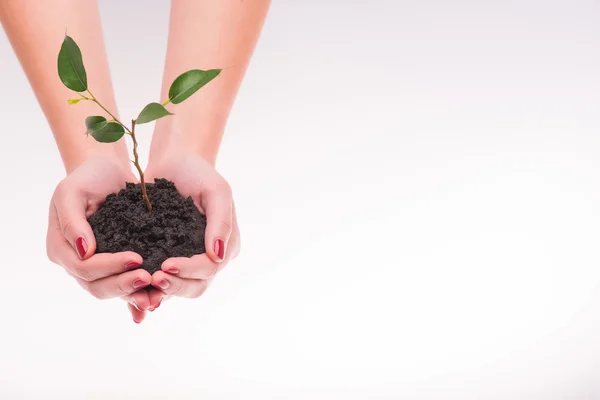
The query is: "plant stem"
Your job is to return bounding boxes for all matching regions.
[130,119,152,212]
[85,89,152,211]
[86,89,132,134]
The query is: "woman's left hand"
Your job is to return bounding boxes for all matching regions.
[142,152,241,309]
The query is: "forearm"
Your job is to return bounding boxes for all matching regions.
[0,0,128,173]
[150,0,270,166]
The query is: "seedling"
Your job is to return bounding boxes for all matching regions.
[57,35,221,211]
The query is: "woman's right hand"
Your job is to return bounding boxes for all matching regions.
[46,155,153,323]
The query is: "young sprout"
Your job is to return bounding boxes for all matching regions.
[57,35,221,211]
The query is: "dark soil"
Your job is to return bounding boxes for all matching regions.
[88,179,206,275]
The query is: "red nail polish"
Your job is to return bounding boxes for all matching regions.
[133,279,147,289]
[214,238,225,261]
[75,237,88,259]
[126,261,141,269]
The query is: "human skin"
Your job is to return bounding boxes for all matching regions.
[142,0,270,321]
[0,0,129,172]
[150,0,271,166]
[0,0,270,323]
[144,154,242,316]
[0,0,152,312]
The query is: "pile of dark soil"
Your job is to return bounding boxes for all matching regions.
[89,179,206,274]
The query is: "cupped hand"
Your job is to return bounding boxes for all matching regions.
[46,155,153,323]
[144,152,240,306]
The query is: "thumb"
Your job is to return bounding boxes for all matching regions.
[201,184,233,263]
[53,183,97,260]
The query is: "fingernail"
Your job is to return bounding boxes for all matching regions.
[133,279,147,289]
[75,237,88,259]
[214,238,225,261]
[148,307,155,312]
[156,280,169,290]
[133,319,141,324]
[166,267,179,275]
[126,261,141,269]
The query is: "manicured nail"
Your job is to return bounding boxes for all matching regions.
[156,280,169,290]
[133,279,147,289]
[75,237,88,259]
[126,261,141,269]
[214,238,225,261]
[166,267,179,275]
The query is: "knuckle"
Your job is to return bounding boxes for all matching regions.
[232,242,241,260]
[209,179,232,198]
[58,215,75,239]
[234,235,241,259]
[87,285,104,300]
[190,285,208,299]
[220,181,233,197]
[54,180,69,197]
[219,179,233,194]
[46,242,57,264]
[73,265,95,282]
[116,282,129,297]
[205,263,221,279]
[171,282,185,297]
[219,219,233,233]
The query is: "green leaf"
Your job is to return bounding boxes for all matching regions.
[90,122,125,143]
[85,116,107,134]
[67,98,82,105]
[168,69,221,104]
[136,102,173,124]
[58,35,88,92]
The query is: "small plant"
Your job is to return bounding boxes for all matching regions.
[58,35,221,211]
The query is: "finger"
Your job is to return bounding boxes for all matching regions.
[49,229,142,281]
[123,290,151,311]
[75,269,151,300]
[147,288,165,311]
[161,254,220,280]
[229,201,241,260]
[152,271,210,299]
[52,183,96,260]
[128,303,146,324]
[162,207,241,279]
[200,182,233,263]
[68,252,143,282]
[62,249,143,282]
[47,203,64,265]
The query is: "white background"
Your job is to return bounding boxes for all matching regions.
[1,0,600,398]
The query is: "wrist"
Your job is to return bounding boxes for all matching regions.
[51,96,131,174]
[66,142,129,174]
[149,116,220,168]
